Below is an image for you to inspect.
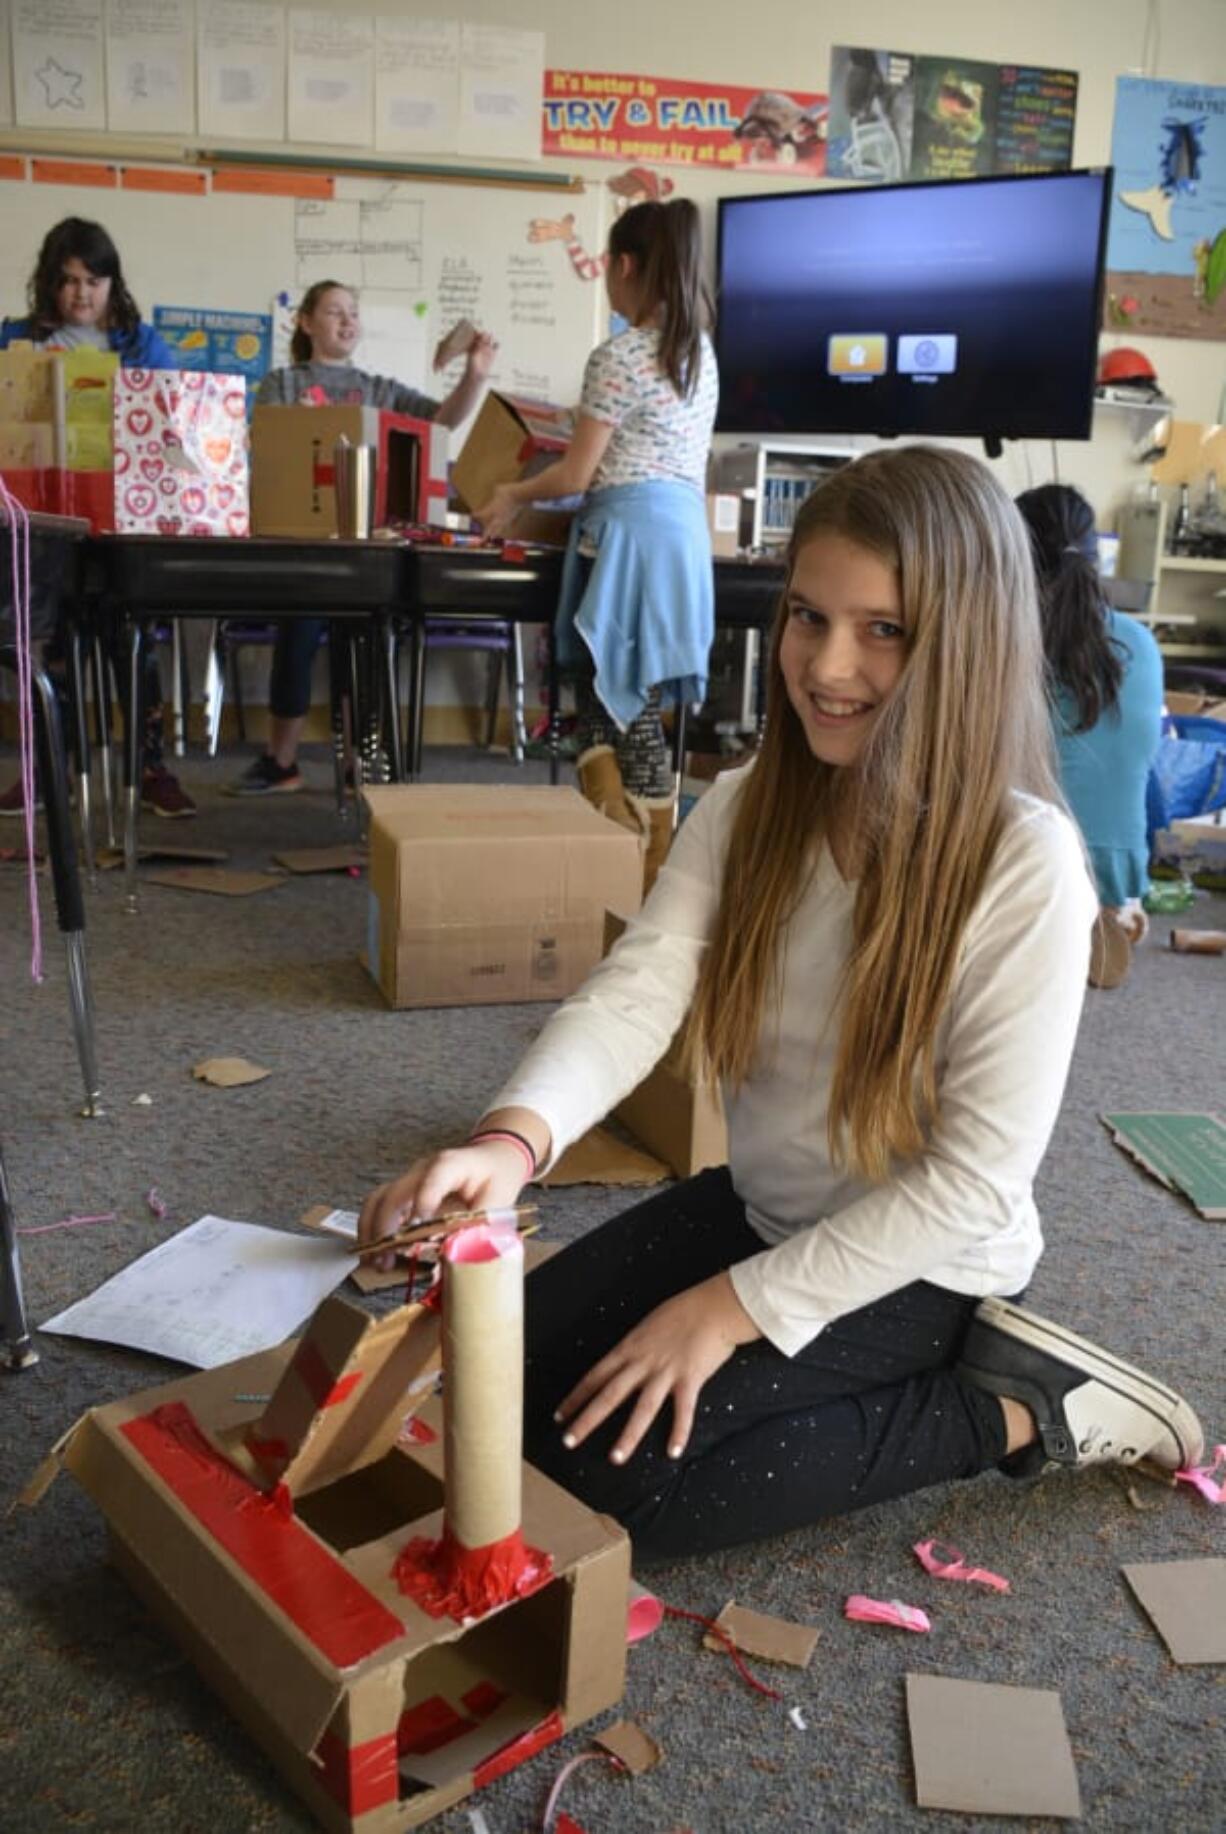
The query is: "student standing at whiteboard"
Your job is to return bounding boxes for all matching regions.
[477,200,718,892]
[228,280,496,796]
[0,218,196,820]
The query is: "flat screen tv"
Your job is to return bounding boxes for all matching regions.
[715,168,1111,446]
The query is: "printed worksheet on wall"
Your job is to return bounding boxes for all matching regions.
[13,0,106,131]
[375,14,460,156]
[105,0,195,136]
[197,0,286,142]
[458,22,544,164]
[287,6,374,147]
[0,1,14,127]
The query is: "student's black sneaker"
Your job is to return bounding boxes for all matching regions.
[958,1296,1203,1473]
[225,755,304,797]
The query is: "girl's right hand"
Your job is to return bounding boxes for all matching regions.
[357,1142,528,1271]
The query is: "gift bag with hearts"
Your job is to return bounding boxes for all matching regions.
[112,370,249,536]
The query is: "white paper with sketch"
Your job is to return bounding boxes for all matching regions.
[198,0,286,142]
[105,0,194,136]
[41,1215,358,1368]
[13,0,107,131]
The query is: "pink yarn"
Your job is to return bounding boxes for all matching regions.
[0,478,43,981]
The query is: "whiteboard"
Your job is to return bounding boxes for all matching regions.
[0,169,607,422]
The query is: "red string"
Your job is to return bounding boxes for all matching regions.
[662,1604,782,1700]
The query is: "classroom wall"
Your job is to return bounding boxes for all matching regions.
[3,0,1224,728]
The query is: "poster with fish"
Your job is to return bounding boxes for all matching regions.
[152,307,272,393]
[827,47,1075,184]
[1104,76,1226,341]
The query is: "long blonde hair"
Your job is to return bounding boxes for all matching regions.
[686,445,1059,1181]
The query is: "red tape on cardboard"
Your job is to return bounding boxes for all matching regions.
[473,1708,565,1789]
[121,1402,404,1668]
[293,1337,365,1410]
[315,1727,399,1815]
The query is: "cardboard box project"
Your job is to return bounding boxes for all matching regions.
[364,785,643,1010]
[114,368,249,536]
[451,392,575,546]
[0,343,119,523]
[604,909,727,1178]
[250,405,448,537]
[32,1288,629,1832]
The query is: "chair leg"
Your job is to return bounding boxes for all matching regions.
[483,648,502,750]
[66,623,96,884]
[0,1135,38,1371]
[328,621,350,819]
[122,620,145,916]
[91,634,117,850]
[31,661,102,1116]
[201,621,224,757]
[413,625,428,778]
[171,618,188,757]
[231,637,247,743]
[382,617,404,782]
[509,623,526,766]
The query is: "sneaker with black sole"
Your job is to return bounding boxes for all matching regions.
[140,767,197,819]
[0,777,41,817]
[225,755,304,797]
[958,1295,1203,1473]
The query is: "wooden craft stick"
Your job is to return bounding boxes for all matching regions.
[351,1203,538,1257]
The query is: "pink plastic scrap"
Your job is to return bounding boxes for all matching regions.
[845,1595,931,1633]
[1174,1445,1226,1505]
[913,1537,1010,1593]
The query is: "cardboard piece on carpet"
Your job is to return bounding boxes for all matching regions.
[594,1718,662,1774]
[146,866,283,897]
[703,1600,818,1668]
[193,1056,271,1088]
[1122,1559,1226,1664]
[542,1125,670,1188]
[1102,1112,1226,1220]
[273,845,366,875]
[97,843,229,870]
[905,1673,1081,1819]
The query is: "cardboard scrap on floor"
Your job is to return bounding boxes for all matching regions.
[97,843,229,870]
[702,1600,819,1669]
[1102,1111,1226,1221]
[905,1673,1081,1819]
[273,845,366,875]
[1122,1559,1226,1664]
[543,1125,670,1188]
[193,1056,271,1088]
[145,866,283,897]
[594,1718,662,1774]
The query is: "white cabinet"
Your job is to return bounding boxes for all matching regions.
[713,440,852,552]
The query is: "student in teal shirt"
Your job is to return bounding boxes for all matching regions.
[1017,484,1164,988]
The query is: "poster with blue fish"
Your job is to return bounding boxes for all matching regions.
[1105,76,1226,340]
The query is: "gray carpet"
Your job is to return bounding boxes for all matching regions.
[2,743,1223,1834]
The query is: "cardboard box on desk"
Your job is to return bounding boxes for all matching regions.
[30,1292,629,1833]
[250,405,448,537]
[0,343,119,523]
[363,785,642,1010]
[114,369,249,536]
[604,909,727,1178]
[451,392,575,547]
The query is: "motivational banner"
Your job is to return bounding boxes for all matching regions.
[542,70,827,176]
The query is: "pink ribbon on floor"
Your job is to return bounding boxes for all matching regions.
[913,1537,1010,1592]
[18,1210,118,1236]
[845,1595,931,1633]
[1174,1445,1226,1505]
[146,1187,168,1219]
[540,1749,624,1832]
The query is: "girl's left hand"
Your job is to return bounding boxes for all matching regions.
[556,1272,762,1465]
[474,483,519,540]
[465,330,498,378]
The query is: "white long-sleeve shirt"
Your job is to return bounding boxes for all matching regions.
[492,766,1096,1356]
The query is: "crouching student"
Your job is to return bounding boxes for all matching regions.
[359,446,1202,1560]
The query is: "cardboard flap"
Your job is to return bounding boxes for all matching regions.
[233,1294,442,1498]
[18,1415,87,1509]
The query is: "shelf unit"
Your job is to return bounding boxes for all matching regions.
[1116,497,1226,669]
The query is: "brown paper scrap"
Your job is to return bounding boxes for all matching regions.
[146,867,282,897]
[433,317,478,370]
[273,845,366,875]
[1122,1558,1226,1664]
[543,1125,670,1188]
[703,1600,818,1669]
[594,1719,662,1775]
[906,1672,1081,1818]
[97,843,229,870]
[192,1056,271,1088]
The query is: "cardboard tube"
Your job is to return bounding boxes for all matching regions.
[1170,929,1226,955]
[441,1221,524,1551]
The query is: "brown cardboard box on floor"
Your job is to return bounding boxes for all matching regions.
[250,405,448,536]
[31,1291,629,1833]
[604,909,727,1178]
[363,785,643,1010]
[450,392,575,546]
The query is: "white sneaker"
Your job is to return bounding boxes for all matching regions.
[958,1296,1203,1472]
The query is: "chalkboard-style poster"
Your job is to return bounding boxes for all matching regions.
[827,46,1076,183]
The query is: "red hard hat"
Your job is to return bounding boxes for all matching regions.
[1098,346,1158,387]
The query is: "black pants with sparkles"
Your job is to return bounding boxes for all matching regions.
[523,1167,1008,1561]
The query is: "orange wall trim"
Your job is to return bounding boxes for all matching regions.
[32,158,117,188]
[121,166,208,195]
[211,166,334,199]
[0,155,26,181]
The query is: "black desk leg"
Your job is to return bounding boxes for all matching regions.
[327,620,349,819]
[547,621,561,787]
[122,618,146,914]
[91,632,117,850]
[0,1137,37,1371]
[65,622,96,885]
[381,617,404,783]
[31,663,101,1117]
[412,620,426,779]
